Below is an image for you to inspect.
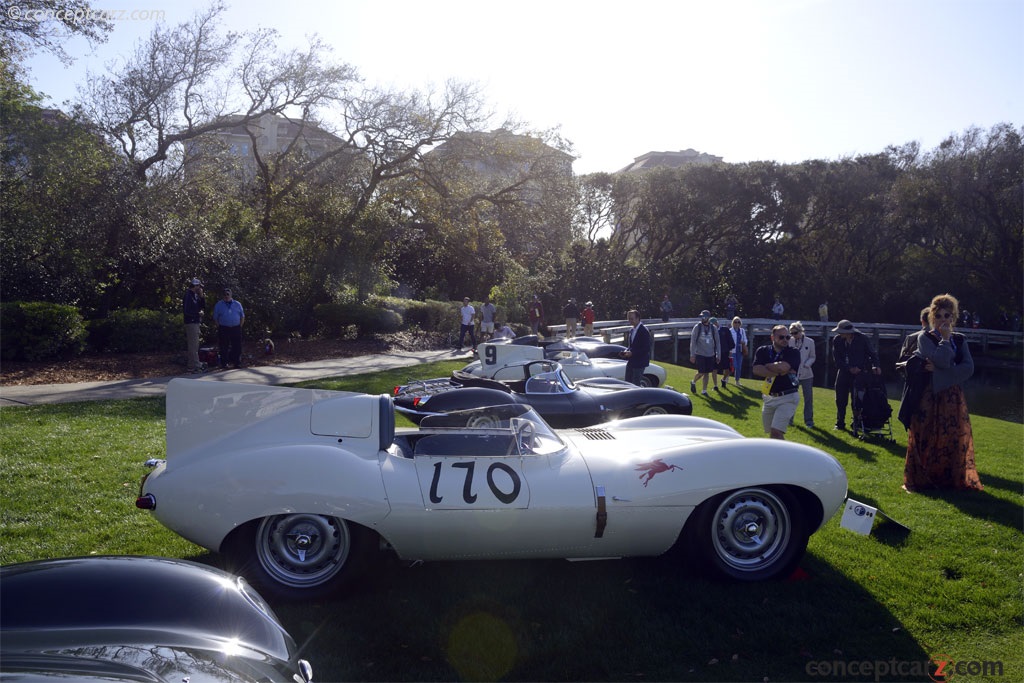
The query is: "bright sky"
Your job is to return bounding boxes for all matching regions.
[22,0,1024,174]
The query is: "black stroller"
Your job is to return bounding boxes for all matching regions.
[852,372,894,441]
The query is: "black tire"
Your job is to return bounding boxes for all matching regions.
[687,486,808,581]
[225,514,372,601]
[640,374,659,388]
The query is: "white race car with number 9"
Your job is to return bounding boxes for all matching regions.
[136,379,848,601]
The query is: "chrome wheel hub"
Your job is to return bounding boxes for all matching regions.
[256,514,351,588]
[711,489,791,572]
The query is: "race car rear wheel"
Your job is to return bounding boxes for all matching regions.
[640,374,660,387]
[227,514,370,601]
[688,486,808,581]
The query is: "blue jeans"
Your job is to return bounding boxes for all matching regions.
[625,365,644,386]
[732,349,744,380]
[458,324,476,349]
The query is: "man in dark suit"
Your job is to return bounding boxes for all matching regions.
[899,307,931,362]
[621,309,652,386]
[831,319,881,431]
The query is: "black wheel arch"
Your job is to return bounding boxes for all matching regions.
[674,484,818,581]
[219,515,382,601]
[677,484,823,544]
[421,387,523,413]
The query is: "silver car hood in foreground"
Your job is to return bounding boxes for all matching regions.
[1,556,312,683]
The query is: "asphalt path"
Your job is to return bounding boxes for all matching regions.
[0,348,470,407]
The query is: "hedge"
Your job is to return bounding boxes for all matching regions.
[0,301,88,361]
[314,302,404,338]
[86,309,182,353]
[372,297,457,334]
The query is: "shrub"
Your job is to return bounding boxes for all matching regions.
[391,299,455,333]
[314,303,358,337]
[0,301,87,361]
[370,308,404,335]
[87,309,181,353]
[315,302,404,338]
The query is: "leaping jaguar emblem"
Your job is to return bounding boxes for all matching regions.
[635,458,683,487]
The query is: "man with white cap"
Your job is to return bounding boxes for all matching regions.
[182,278,205,373]
[831,319,880,431]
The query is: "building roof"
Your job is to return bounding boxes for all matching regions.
[616,148,723,173]
[211,114,342,144]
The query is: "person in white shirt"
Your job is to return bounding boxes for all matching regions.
[493,321,514,340]
[457,297,476,351]
[788,321,816,427]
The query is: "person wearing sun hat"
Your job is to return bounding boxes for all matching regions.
[830,319,880,431]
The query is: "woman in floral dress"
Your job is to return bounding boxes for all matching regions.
[903,293,983,492]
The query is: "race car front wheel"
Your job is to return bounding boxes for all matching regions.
[687,486,808,581]
[640,405,670,416]
[226,514,371,601]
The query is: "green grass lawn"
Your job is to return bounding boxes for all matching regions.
[2,360,1021,682]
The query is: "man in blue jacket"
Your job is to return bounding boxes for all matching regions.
[620,309,651,386]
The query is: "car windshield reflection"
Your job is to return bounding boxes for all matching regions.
[524,368,576,394]
[418,404,565,455]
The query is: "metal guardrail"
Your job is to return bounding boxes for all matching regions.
[546,318,1023,367]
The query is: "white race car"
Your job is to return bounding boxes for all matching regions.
[463,342,668,387]
[137,379,848,601]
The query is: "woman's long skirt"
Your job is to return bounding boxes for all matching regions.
[904,383,983,491]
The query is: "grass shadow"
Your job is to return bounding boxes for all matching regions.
[814,430,881,463]
[270,552,932,682]
[846,488,913,548]
[975,471,1024,495]
[911,487,1023,533]
[871,515,914,546]
[850,432,907,458]
[695,388,760,419]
